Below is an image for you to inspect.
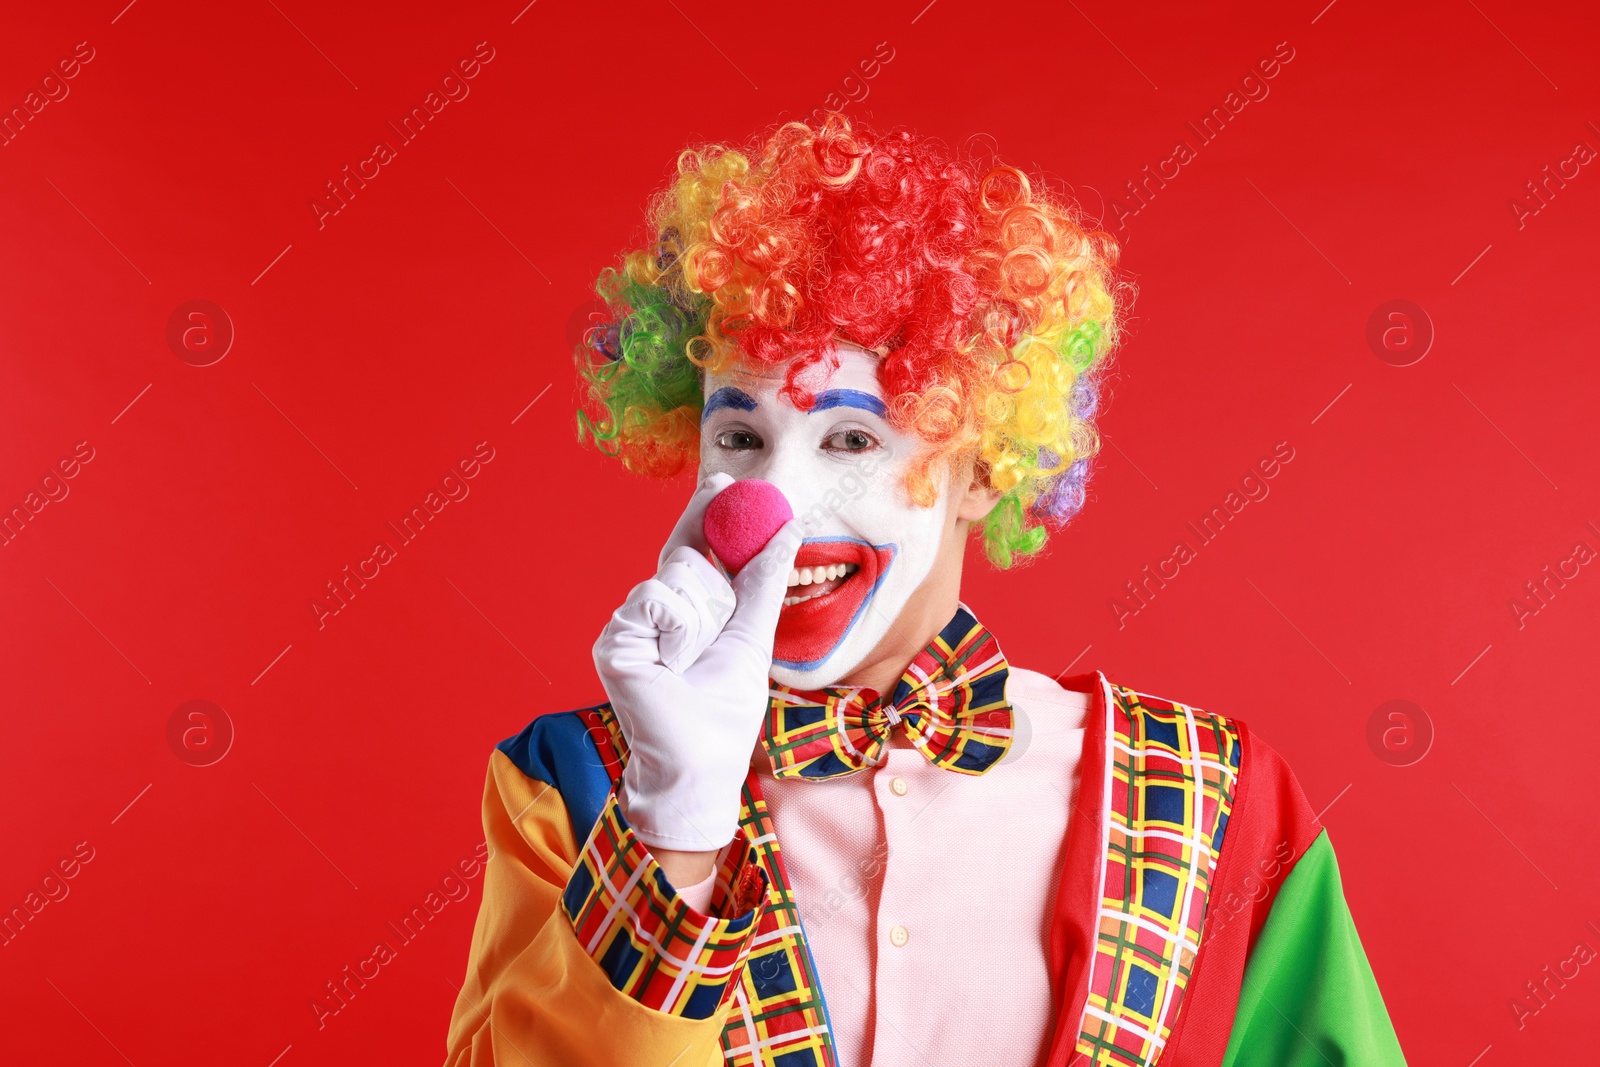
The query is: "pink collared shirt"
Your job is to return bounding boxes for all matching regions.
[681,666,1089,1067]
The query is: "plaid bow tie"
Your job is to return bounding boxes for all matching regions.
[762,604,1014,780]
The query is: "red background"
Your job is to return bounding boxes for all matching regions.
[3,1,1597,1063]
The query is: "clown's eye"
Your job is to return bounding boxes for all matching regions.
[822,429,879,453]
[714,428,763,451]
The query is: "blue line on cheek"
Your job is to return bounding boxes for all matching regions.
[809,389,887,418]
[701,387,758,423]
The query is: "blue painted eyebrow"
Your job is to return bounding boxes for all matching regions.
[810,389,887,418]
[701,387,758,422]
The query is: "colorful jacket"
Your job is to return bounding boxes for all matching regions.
[443,672,1407,1066]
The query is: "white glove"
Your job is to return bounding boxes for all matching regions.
[594,473,804,853]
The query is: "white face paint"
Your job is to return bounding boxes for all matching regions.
[699,342,951,688]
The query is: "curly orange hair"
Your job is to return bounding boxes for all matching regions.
[577,112,1127,566]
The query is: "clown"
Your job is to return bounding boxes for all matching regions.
[444,114,1407,1067]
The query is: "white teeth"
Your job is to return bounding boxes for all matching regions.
[783,590,828,606]
[784,563,860,591]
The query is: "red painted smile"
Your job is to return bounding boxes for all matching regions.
[772,538,897,670]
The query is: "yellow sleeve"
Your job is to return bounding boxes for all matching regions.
[443,750,757,1067]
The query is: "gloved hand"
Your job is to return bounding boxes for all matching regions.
[593,472,803,853]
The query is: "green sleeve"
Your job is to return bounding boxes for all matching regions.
[1220,829,1407,1067]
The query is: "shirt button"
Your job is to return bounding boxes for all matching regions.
[888,924,910,948]
[890,776,909,796]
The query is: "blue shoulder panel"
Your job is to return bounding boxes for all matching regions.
[496,709,614,846]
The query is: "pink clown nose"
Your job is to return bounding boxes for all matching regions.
[702,479,794,575]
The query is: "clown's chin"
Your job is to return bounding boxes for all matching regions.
[770,538,896,682]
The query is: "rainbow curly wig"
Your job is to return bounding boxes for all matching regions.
[575,112,1127,567]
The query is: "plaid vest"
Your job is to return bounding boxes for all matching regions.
[573,674,1240,1067]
